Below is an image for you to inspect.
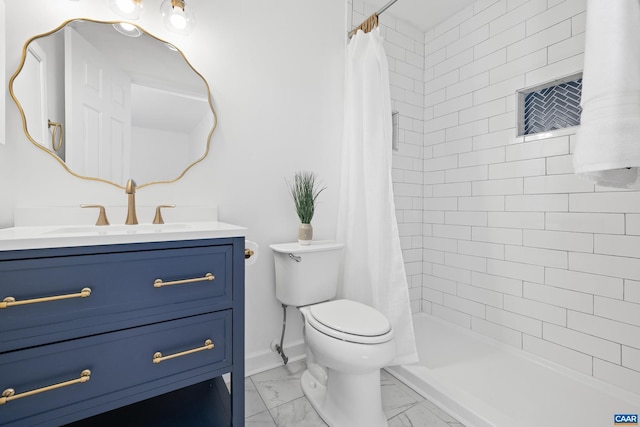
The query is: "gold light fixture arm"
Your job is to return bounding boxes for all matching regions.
[172,0,186,9]
[153,339,214,364]
[0,370,91,405]
[1,288,92,309]
[153,272,214,288]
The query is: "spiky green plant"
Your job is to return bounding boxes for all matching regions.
[288,171,326,224]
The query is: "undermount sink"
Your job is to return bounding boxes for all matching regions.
[45,223,192,235]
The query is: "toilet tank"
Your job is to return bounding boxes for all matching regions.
[270,241,344,307]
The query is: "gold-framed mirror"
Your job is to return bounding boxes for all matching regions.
[9,18,216,189]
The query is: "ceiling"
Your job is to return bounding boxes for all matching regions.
[364,0,477,32]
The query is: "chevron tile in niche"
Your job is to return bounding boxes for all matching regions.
[523,78,582,135]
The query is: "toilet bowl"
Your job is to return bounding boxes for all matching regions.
[270,241,396,427]
[300,299,395,427]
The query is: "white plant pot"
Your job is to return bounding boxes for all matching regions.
[298,223,313,245]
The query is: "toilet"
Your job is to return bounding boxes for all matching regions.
[270,241,396,427]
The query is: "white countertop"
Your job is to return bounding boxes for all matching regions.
[0,221,247,251]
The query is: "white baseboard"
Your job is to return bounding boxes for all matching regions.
[245,338,306,377]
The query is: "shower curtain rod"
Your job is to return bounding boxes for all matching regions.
[348,0,398,38]
[375,0,398,15]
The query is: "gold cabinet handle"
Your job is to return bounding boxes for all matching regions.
[153,339,214,364]
[0,370,91,405]
[1,288,92,309]
[153,273,214,288]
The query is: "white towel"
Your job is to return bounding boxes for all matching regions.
[573,0,640,188]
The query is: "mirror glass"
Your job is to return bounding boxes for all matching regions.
[10,19,215,188]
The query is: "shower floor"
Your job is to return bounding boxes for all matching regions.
[386,313,639,427]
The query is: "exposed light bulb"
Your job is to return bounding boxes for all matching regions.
[113,22,143,37]
[170,11,187,30]
[108,0,143,19]
[160,0,195,35]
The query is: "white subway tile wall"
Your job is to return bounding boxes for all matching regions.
[422,0,640,395]
[352,0,640,395]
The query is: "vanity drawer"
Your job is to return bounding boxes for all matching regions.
[0,310,232,427]
[0,243,233,352]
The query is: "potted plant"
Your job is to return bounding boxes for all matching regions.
[288,171,326,245]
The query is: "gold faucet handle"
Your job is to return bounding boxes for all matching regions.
[153,205,176,225]
[81,205,110,226]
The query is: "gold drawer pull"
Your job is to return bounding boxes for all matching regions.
[153,339,214,364]
[1,288,92,309]
[0,369,91,405]
[153,273,214,288]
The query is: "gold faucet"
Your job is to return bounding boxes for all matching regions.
[81,204,110,226]
[153,204,176,224]
[125,179,138,225]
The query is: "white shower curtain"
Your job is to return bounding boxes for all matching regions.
[336,27,418,366]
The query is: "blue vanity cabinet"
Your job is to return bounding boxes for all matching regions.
[0,237,245,427]
[0,243,234,353]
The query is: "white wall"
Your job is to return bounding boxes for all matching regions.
[422,0,640,395]
[0,0,5,147]
[130,126,191,183]
[1,0,346,375]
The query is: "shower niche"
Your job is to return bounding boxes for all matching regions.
[517,73,583,137]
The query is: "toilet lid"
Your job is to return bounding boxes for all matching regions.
[307,300,393,344]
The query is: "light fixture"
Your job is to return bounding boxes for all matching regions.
[113,22,143,37]
[106,0,196,35]
[160,0,195,35]
[108,0,143,20]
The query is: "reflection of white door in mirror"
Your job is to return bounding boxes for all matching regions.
[1,0,6,145]
[13,43,49,147]
[65,26,132,185]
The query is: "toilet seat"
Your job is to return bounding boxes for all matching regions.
[306,299,393,344]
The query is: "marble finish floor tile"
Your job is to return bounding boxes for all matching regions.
[247,361,465,427]
[269,396,328,427]
[382,369,426,402]
[246,410,278,427]
[388,402,452,427]
[245,377,269,418]
[381,370,425,419]
[251,360,307,409]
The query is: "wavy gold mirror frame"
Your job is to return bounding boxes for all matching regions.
[9,18,217,190]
